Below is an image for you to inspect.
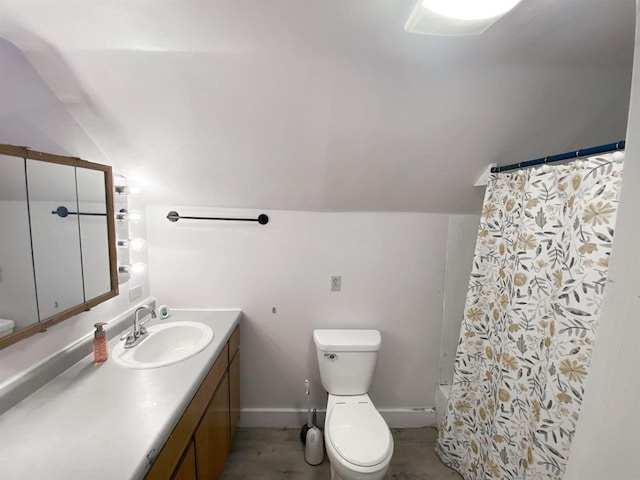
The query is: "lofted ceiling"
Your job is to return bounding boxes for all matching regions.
[0,0,635,214]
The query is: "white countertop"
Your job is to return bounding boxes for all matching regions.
[0,309,241,480]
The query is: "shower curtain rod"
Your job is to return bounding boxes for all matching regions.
[491,140,626,173]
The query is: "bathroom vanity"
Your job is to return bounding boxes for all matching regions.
[0,309,241,480]
[146,316,241,480]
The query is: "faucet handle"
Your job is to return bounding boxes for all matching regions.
[120,323,149,342]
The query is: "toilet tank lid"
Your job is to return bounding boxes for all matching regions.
[313,329,381,352]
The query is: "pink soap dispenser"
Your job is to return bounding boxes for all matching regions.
[93,322,108,364]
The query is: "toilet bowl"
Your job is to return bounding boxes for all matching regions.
[324,394,393,480]
[313,329,394,480]
[0,319,15,338]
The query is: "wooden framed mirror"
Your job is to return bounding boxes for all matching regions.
[0,144,118,349]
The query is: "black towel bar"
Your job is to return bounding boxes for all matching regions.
[166,210,269,225]
[51,206,106,217]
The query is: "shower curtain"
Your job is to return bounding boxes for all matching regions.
[437,154,623,480]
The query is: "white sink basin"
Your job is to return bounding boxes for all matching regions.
[112,321,214,369]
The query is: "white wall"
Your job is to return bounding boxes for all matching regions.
[438,214,479,386]
[147,206,449,425]
[564,2,640,477]
[0,38,107,161]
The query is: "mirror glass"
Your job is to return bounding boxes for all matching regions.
[28,160,85,319]
[0,146,117,348]
[76,168,110,301]
[0,154,39,330]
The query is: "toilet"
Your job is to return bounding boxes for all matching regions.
[313,329,393,480]
[0,319,15,338]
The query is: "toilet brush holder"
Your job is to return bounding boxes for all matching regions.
[304,425,324,466]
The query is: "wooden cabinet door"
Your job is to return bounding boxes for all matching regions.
[172,440,196,480]
[195,372,230,480]
[229,349,240,441]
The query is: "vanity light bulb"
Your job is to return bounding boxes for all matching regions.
[128,185,142,196]
[115,184,142,195]
[130,238,147,251]
[130,262,147,275]
[118,262,146,275]
[128,210,143,224]
[117,238,146,251]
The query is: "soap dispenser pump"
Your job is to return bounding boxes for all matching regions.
[93,322,108,364]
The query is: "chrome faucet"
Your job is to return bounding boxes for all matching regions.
[122,305,156,348]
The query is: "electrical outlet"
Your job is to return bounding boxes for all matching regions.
[331,276,342,292]
[129,285,142,301]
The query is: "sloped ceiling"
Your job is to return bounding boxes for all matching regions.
[0,0,635,213]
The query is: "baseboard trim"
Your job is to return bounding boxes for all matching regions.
[238,409,315,428]
[380,408,437,428]
[237,407,436,429]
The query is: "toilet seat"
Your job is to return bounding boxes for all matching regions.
[327,400,393,468]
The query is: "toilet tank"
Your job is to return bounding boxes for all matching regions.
[0,319,15,339]
[313,329,381,395]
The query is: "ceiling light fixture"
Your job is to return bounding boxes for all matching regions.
[405,0,522,36]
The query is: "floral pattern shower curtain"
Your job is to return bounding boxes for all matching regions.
[437,155,623,479]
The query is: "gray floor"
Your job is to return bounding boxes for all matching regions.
[221,427,463,479]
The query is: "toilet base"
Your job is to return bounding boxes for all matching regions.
[329,461,388,480]
[330,464,341,480]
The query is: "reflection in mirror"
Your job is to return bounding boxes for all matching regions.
[0,144,118,350]
[0,154,39,331]
[77,168,110,300]
[27,160,84,319]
